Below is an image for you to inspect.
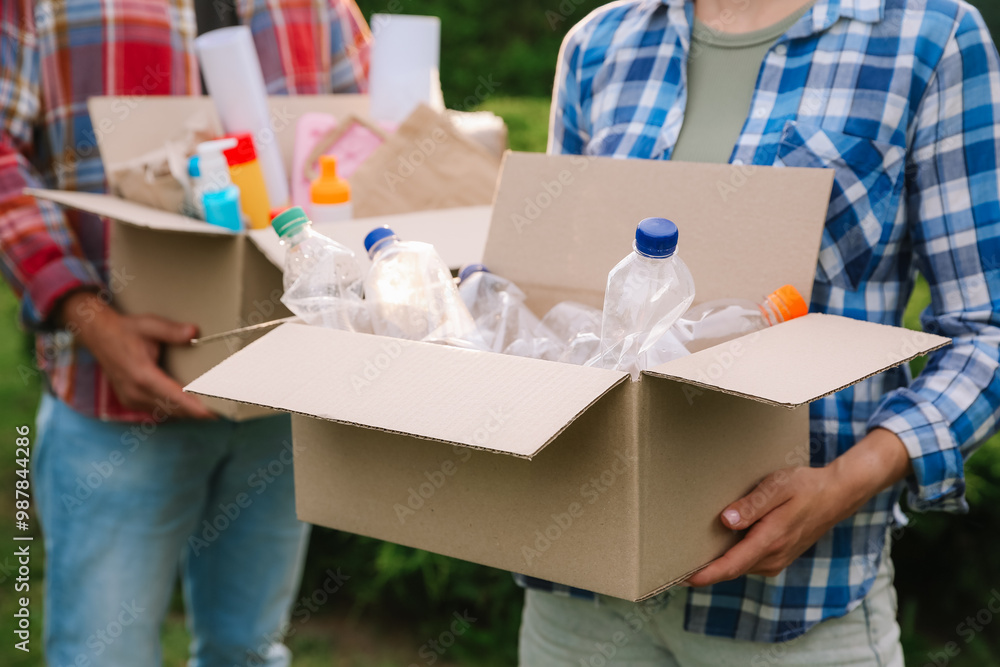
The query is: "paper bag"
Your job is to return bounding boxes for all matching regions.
[349,104,501,218]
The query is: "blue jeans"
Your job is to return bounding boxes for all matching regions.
[32,394,310,667]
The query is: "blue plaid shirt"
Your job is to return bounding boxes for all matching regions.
[520,0,1000,643]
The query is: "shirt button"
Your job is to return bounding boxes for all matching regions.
[774,43,788,56]
[753,106,768,118]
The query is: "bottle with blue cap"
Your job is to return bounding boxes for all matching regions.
[590,217,696,379]
[364,227,484,348]
[271,206,367,331]
[457,264,564,359]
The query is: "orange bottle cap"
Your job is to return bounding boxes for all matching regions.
[310,155,351,205]
[767,284,809,322]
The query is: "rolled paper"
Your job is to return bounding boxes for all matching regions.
[195,26,290,209]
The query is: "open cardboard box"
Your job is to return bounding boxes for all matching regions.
[26,95,492,419]
[186,151,949,599]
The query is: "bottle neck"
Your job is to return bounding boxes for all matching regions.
[282,225,313,247]
[758,295,787,326]
[368,236,398,259]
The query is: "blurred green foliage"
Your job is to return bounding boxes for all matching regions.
[355,0,1000,107]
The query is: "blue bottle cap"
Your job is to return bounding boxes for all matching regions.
[188,156,201,178]
[458,264,489,284]
[364,226,397,256]
[634,217,678,258]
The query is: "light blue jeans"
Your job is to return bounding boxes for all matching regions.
[520,554,904,666]
[32,393,310,667]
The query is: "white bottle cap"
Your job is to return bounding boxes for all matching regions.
[196,138,238,193]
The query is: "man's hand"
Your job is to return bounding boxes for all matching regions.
[58,291,216,420]
[685,428,911,587]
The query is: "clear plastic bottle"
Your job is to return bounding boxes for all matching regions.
[539,301,603,366]
[457,264,564,360]
[591,217,696,379]
[271,206,368,331]
[364,226,485,348]
[671,284,808,353]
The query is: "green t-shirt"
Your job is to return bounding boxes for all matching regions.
[671,3,814,164]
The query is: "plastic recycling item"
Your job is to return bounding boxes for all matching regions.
[195,26,290,209]
[364,226,484,349]
[223,133,271,229]
[272,207,368,332]
[672,285,809,353]
[591,217,696,379]
[368,14,445,124]
[309,156,353,223]
[457,265,564,360]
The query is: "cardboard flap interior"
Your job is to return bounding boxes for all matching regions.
[483,152,835,314]
[26,188,234,236]
[247,205,492,271]
[185,323,628,458]
[643,313,951,407]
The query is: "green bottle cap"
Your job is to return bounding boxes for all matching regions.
[271,206,310,238]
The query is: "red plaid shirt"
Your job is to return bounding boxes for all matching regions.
[0,0,370,421]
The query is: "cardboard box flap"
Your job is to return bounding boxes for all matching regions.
[26,188,233,237]
[483,152,835,314]
[185,323,628,458]
[247,205,492,271]
[643,313,950,407]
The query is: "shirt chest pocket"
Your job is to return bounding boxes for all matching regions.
[774,121,906,291]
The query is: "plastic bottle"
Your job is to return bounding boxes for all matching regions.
[271,206,368,331]
[540,301,604,366]
[457,264,563,360]
[364,226,484,348]
[223,133,272,230]
[197,138,243,232]
[187,155,206,219]
[591,217,696,379]
[671,285,809,353]
[309,155,353,223]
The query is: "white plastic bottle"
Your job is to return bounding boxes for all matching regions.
[671,285,808,353]
[196,138,244,231]
[271,206,368,331]
[364,226,485,348]
[591,217,696,379]
[457,264,564,360]
[539,301,603,366]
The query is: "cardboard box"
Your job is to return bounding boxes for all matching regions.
[185,152,948,599]
[26,95,492,419]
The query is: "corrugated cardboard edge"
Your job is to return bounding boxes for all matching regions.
[643,325,952,409]
[185,324,633,460]
[24,188,235,237]
[634,564,709,602]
